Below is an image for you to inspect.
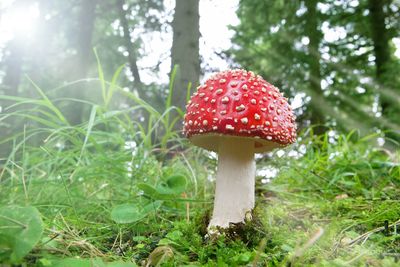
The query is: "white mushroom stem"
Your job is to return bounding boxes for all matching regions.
[208,137,255,229]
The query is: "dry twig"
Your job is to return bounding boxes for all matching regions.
[347,219,400,247]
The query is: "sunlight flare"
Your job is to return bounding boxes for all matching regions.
[0,2,40,44]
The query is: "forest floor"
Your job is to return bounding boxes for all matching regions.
[1,129,399,267]
[0,78,399,266]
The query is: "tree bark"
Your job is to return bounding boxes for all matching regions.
[368,0,399,142]
[0,0,32,99]
[1,40,23,98]
[368,0,397,114]
[171,0,200,130]
[68,0,97,125]
[368,0,391,83]
[304,0,325,134]
[116,0,143,92]
[0,37,23,163]
[0,0,30,162]
[76,0,97,78]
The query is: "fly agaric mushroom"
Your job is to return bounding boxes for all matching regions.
[183,69,297,231]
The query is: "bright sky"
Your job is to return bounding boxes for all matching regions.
[199,0,240,71]
[0,1,39,47]
[139,0,239,84]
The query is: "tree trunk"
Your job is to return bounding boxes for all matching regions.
[68,0,97,125]
[0,38,23,163]
[2,41,23,98]
[368,0,396,110]
[116,0,143,93]
[0,0,30,163]
[0,0,32,100]
[368,0,399,142]
[171,0,200,131]
[304,0,325,134]
[368,0,391,82]
[76,0,97,78]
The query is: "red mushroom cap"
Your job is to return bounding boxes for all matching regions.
[183,69,297,152]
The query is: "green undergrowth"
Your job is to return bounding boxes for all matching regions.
[1,64,399,266]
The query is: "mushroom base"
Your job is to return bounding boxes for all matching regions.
[208,137,255,230]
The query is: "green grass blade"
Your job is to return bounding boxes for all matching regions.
[93,48,107,104]
[77,105,97,165]
[25,76,69,126]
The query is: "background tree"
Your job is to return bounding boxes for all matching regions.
[367,0,400,139]
[0,0,32,99]
[324,0,400,141]
[0,0,167,160]
[170,0,200,127]
[229,0,400,141]
[228,1,334,131]
[66,0,98,125]
[116,0,143,92]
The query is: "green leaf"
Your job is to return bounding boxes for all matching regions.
[281,244,294,252]
[49,258,137,267]
[110,204,143,224]
[137,183,159,197]
[50,258,93,267]
[157,230,183,246]
[156,174,187,195]
[165,230,183,241]
[107,261,137,267]
[0,206,44,263]
[138,175,187,199]
[234,251,253,264]
[111,201,162,224]
[157,238,178,246]
[142,201,163,214]
[132,236,146,242]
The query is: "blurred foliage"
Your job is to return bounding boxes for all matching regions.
[0,206,43,263]
[229,0,400,138]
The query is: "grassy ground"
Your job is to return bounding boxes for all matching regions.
[0,70,399,266]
